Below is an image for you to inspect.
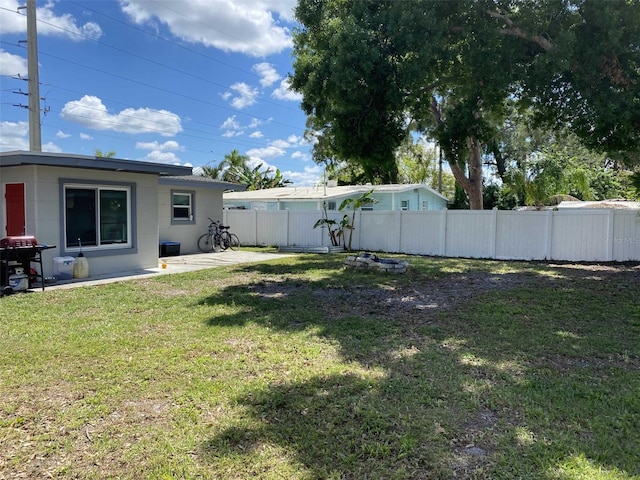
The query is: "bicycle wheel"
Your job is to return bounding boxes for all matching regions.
[197,233,215,252]
[226,233,240,251]
[215,233,228,251]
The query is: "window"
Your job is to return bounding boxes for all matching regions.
[172,191,193,221]
[64,185,131,249]
[400,200,409,211]
[421,200,428,211]
[327,201,337,211]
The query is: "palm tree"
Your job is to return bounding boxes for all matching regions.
[201,149,250,183]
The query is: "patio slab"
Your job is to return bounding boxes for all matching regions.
[37,250,293,291]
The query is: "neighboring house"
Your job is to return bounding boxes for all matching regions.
[223,183,449,212]
[1,151,237,279]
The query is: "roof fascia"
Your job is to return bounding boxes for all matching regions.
[0,150,191,176]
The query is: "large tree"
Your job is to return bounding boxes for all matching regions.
[292,0,640,209]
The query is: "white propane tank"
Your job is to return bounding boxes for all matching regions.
[73,255,89,278]
[8,267,29,292]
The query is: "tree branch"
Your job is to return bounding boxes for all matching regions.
[486,10,554,51]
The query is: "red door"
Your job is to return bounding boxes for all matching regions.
[5,183,26,236]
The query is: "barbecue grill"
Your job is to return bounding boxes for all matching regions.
[1,236,56,293]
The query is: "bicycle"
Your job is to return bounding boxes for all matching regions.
[197,218,240,252]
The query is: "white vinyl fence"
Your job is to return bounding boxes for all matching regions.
[223,208,640,262]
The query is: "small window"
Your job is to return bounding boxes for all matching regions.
[172,191,194,222]
[400,200,409,211]
[327,201,337,211]
[421,200,428,211]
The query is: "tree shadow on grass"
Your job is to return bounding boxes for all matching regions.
[197,257,640,478]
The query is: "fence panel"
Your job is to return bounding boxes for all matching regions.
[445,211,495,258]
[255,211,289,246]
[399,211,445,255]
[358,211,401,252]
[288,211,325,247]
[612,210,640,261]
[225,208,640,261]
[224,209,257,246]
[550,210,611,261]
[495,211,550,260]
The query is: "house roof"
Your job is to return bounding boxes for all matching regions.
[556,200,640,209]
[159,175,246,191]
[0,150,191,176]
[224,183,449,202]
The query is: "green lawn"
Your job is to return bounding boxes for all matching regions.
[1,255,638,479]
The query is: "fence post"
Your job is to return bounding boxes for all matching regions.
[254,209,258,246]
[398,210,403,253]
[607,209,615,261]
[286,209,290,247]
[544,210,553,260]
[490,208,498,259]
[440,209,447,257]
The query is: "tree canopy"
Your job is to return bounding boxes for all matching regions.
[291,0,640,209]
[200,149,292,190]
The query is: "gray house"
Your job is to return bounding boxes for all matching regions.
[224,183,449,212]
[1,151,235,280]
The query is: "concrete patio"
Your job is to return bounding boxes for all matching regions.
[39,250,293,291]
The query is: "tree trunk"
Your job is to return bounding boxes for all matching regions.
[447,138,484,210]
[430,96,484,209]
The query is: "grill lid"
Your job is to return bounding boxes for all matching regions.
[0,236,39,248]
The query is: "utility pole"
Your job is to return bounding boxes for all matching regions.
[25,0,42,151]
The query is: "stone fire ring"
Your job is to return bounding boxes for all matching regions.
[344,252,409,274]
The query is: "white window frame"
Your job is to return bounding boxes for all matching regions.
[171,190,195,224]
[400,200,409,211]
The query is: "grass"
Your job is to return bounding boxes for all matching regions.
[1,254,638,479]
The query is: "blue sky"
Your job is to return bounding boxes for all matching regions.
[0,0,323,185]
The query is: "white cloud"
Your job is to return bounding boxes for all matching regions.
[253,62,281,87]
[56,130,72,139]
[135,140,182,151]
[249,131,264,138]
[272,78,303,102]
[246,145,286,159]
[221,115,244,137]
[119,0,293,57]
[42,142,62,153]
[0,49,27,76]
[221,116,241,130]
[222,130,244,138]
[140,150,182,165]
[0,121,28,151]
[79,133,93,140]
[0,120,63,153]
[0,0,102,40]
[136,141,185,164]
[60,95,182,136]
[248,118,262,129]
[291,150,311,161]
[270,139,290,149]
[283,164,323,187]
[225,83,259,109]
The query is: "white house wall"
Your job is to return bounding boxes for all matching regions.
[2,165,160,277]
[157,184,224,254]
